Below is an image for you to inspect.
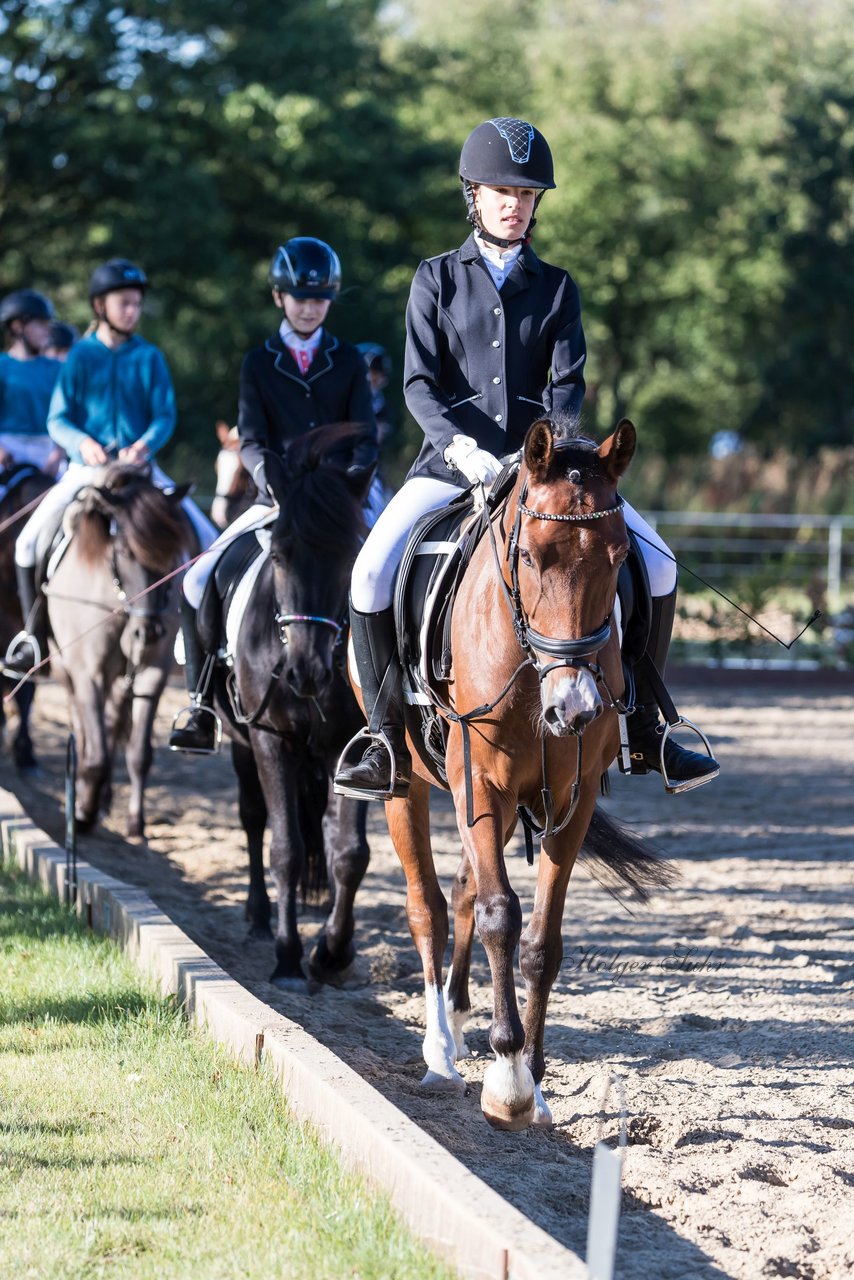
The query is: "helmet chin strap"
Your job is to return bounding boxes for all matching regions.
[462,180,544,248]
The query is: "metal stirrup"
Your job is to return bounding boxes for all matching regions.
[659,717,719,794]
[333,727,401,802]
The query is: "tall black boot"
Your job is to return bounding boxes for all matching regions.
[3,564,48,677]
[333,604,411,801]
[627,588,720,793]
[168,596,220,753]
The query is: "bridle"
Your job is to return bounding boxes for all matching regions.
[496,475,628,704]
[452,463,632,857]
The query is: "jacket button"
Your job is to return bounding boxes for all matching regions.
[493,376,501,384]
[492,339,500,348]
[305,392,311,398]
[493,307,501,315]
[308,421,316,428]
[494,413,503,422]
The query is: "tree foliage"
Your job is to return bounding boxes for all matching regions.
[1,0,851,486]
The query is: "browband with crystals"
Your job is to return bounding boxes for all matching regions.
[518,496,625,522]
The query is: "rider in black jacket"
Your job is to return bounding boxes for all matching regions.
[334,117,719,800]
[169,237,376,752]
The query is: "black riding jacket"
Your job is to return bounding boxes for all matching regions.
[404,233,586,482]
[238,330,376,499]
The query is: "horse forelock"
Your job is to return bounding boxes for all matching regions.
[273,466,365,557]
[71,478,187,572]
[119,483,187,571]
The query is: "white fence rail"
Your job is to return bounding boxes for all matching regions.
[642,511,854,602]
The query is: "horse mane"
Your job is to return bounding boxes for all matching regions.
[273,422,370,554]
[73,464,188,572]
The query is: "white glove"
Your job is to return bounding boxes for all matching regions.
[443,434,503,486]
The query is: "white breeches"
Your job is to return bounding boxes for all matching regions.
[14,461,218,569]
[0,433,57,471]
[182,501,274,608]
[183,475,390,611]
[349,479,678,614]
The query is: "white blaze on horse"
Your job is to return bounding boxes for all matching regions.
[211,421,256,530]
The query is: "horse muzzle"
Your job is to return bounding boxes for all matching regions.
[541,669,603,737]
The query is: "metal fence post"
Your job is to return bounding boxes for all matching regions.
[828,519,843,605]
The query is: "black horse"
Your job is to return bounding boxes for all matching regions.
[213,422,374,987]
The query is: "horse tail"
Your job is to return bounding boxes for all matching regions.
[297,759,330,908]
[578,805,678,903]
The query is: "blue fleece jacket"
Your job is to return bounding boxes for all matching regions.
[0,353,61,436]
[47,333,176,463]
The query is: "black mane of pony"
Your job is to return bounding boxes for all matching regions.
[272,423,370,555]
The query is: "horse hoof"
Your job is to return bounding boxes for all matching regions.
[308,937,360,985]
[75,812,96,834]
[480,1093,536,1131]
[16,760,42,779]
[126,819,144,840]
[420,1067,466,1093]
[269,973,307,992]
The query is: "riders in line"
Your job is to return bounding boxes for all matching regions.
[4,258,217,677]
[0,289,66,479]
[334,117,720,801]
[168,236,379,752]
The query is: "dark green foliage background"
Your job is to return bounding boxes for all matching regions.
[2,0,851,488]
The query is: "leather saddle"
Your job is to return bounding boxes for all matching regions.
[196,529,264,656]
[391,463,652,787]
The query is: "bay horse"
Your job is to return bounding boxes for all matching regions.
[376,416,672,1129]
[47,463,192,836]
[212,422,374,986]
[0,463,53,772]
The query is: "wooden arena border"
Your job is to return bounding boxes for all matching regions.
[0,789,587,1280]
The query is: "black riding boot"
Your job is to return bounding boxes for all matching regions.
[333,604,411,801]
[167,597,219,753]
[627,588,720,793]
[3,564,48,677]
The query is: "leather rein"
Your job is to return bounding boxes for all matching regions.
[425,466,630,861]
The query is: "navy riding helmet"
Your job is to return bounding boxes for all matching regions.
[268,238,342,299]
[459,117,556,247]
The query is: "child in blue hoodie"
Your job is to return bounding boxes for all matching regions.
[4,259,216,676]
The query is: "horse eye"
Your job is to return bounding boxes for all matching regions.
[568,469,581,484]
[520,548,534,568]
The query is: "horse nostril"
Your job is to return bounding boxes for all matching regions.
[543,705,566,735]
[571,707,600,733]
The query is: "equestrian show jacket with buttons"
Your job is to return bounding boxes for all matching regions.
[404,233,586,483]
[46,334,176,464]
[238,330,376,498]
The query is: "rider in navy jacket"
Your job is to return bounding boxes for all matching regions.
[239,330,374,501]
[335,117,719,802]
[404,232,585,482]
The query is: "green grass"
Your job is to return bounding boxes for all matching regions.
[0,864,456,1280]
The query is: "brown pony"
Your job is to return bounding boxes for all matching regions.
[376,417,671,1130]
[47,464,192,836]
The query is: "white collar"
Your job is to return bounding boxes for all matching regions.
[475,233,522,270]
[278,320,323,353]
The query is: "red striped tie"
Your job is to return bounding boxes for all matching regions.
[288,346,312,376]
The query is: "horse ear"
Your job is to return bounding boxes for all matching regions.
[263,448,289,505]
[524,419,555,481]
[598,418,636,480]
[166,483,193,505]
[215,421,231,446]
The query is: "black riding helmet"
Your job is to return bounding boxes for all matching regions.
[47,321,80,351]
[0,289,55,328]
[459,118,556,248]
[268,238,341,299]
[88,258,149,300]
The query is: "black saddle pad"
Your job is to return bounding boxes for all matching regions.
[197,530,263,655]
